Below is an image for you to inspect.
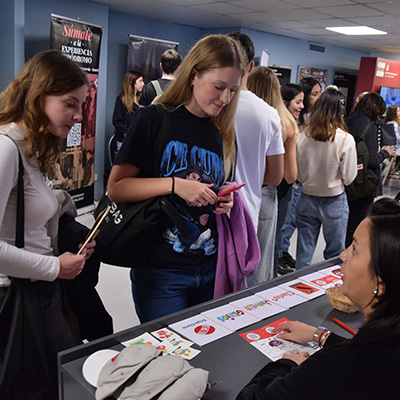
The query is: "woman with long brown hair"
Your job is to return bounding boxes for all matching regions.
[112,70,144,149]
[295,88,357,269]
[0,49,92,399]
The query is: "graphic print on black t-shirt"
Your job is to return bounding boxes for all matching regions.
[159,139,224,255]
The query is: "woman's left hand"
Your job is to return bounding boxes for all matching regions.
[214,192,234,214]
[282,350,310,365]
[77,240,96,260]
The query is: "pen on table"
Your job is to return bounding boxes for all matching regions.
[332,318,357,335]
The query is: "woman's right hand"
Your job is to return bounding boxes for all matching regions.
[174,178,217,207]
[382,145,396,157]
[273,320,316,345]
[57,252,85,279]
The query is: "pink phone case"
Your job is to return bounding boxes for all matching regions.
[217,182,245,197]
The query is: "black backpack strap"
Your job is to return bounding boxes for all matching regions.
[360,122,374,142]
[152,104,171,176]
[0,134,25,248]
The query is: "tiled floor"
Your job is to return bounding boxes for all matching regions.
[77,171,400,333]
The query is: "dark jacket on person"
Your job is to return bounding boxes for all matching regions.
[345,112,390,198]
[112,95,138,143]
[236,333,400,400]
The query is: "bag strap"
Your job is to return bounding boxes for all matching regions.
[151,80,163,97]
[360,122,374,143]
[152,104,171,176]
[0,134,25,248]
[159,197,191,238]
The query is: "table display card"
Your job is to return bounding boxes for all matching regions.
[230,295,287,320]
[279,280,324,300]
[300,272,343,289]
[169,315,232,346]
[255,286,307,309]
[201,303,259,331]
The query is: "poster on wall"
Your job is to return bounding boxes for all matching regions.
[269,66,292,86]
[127,35,179,84]
[50,14,102,209]
[298,66,328,90]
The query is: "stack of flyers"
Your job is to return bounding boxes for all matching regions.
[279,280,324,300]
[201,303,259,331]
[121,328,200,360]
[256,287,307,309]
[239,317,320,361]
[300,272,342,290]
[169,315,231,346]
[230,295,286,320]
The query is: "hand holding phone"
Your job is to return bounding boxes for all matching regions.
[217,183,245,198]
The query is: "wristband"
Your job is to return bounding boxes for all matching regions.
[319,330,331,348]
[171,176,175,195]
[313,326,327,346]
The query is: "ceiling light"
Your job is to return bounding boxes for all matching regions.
[325,26,387,35]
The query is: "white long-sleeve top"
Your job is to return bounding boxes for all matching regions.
[297,128,357,197]
[0,123,59,284]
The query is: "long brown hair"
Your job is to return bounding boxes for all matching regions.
[386,105,400,126]
[0,50,88,174]
[156,34,247,179]
[247,66,298,142]
[306,88,347,142]
[120,70,142,113]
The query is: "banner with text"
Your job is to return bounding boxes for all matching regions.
[50,14,102,208]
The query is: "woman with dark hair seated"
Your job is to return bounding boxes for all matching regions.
[236,197,400,400]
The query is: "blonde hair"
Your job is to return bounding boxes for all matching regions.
[0,50,88,174]
[121,70,142,113]
[156,34,246,179]
[247,66,298,142]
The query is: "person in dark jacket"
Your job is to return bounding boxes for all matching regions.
[344,92,395,247]
[112,70,144,150]
[236,198,400,400]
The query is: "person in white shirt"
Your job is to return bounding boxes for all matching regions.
[228,32,284,286]
[295,88,357,269]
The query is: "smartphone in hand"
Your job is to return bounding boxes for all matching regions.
[217,183,245,198]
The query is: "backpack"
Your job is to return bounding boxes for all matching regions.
[345,122,379,202]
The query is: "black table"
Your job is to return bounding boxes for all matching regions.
[58,258,364,399]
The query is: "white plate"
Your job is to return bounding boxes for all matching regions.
[82,349,120,387]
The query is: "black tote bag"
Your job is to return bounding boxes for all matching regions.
[0,137,53,399]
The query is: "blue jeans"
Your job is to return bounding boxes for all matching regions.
[247,185,277,287]
[295,192,349,270]
[130,261,216,323]
[281,185,302,253]
[274,185,293,274]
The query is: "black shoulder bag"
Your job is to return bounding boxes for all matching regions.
[0,138,53,398]
[93,105,190,268]
[345,122,380,202]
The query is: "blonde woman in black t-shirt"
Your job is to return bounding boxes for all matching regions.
[108,35,246,323]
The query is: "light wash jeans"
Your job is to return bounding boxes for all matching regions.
[281,185,302,253]
[247,185,277,287]
[295,191,349,270]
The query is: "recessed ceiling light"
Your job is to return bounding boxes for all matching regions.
[325,26,387,35]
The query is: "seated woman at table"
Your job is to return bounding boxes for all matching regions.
[236,197,400,400]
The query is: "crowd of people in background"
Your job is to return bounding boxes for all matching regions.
[1,30,400,399]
